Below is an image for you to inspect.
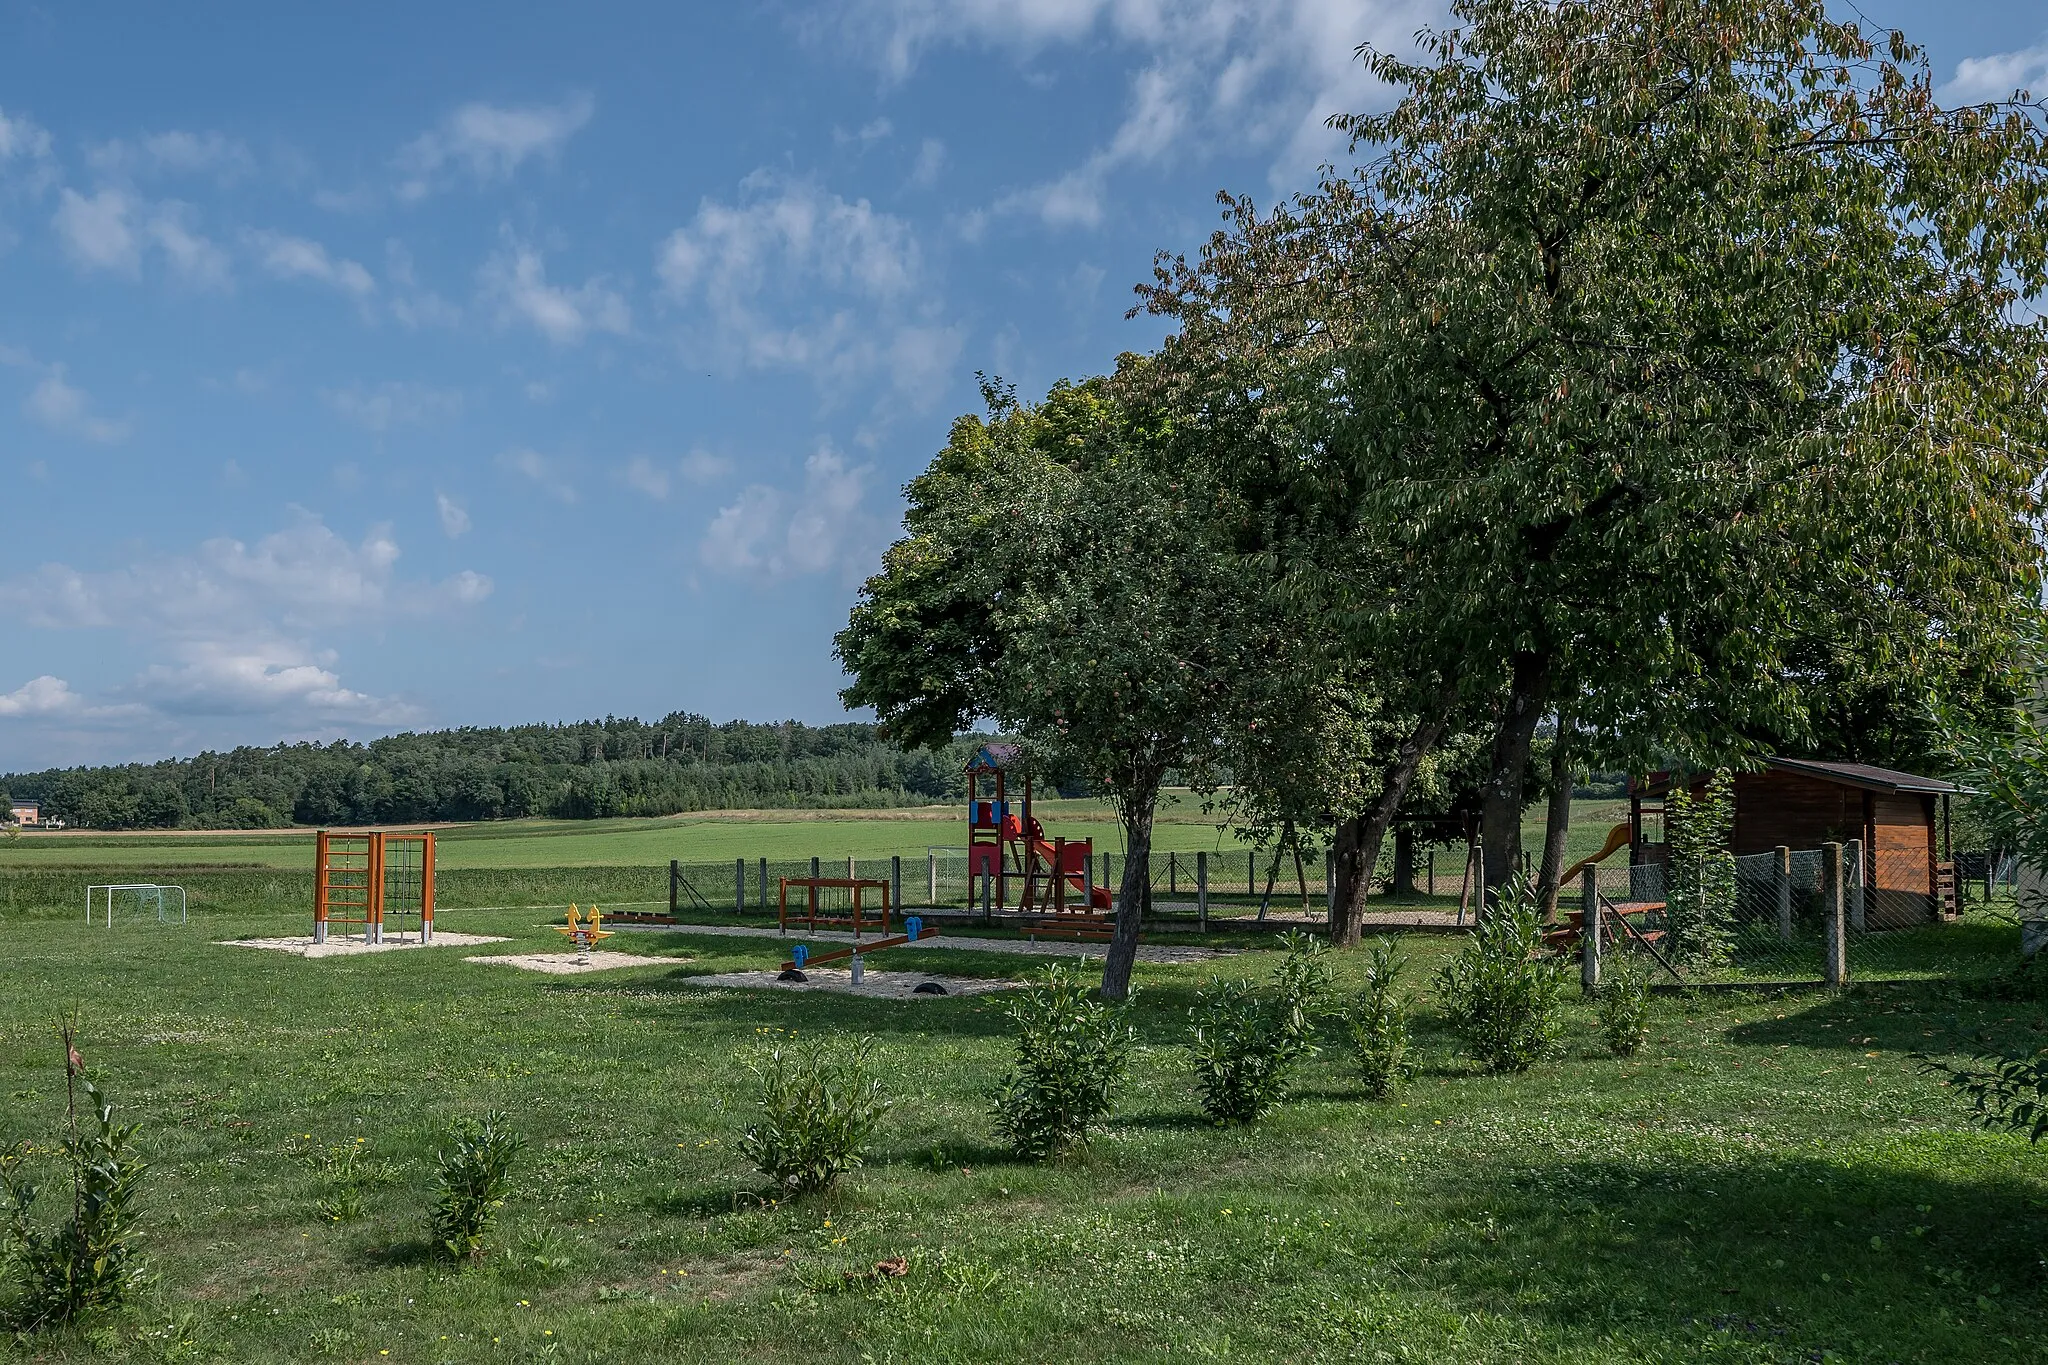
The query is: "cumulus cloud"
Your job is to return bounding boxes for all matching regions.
[656,172,959,404]
[436,493,471,538]
[23,365,129,443]
[246,229,376,297]
[132,640,418,723]
[480,235,630,344]
[146,202,232,288]
[819,0,1435,222]
[699,445,883,582]
[0,106,53,163]
[53,187,140,273]
[0,675,83,717]
[89,129,254,181]
[396,94,595,199]
[1943,38,2048,104]
[497,447,578,503]
[324,380,464,433]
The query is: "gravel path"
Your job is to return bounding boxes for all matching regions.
[606,921,1231,964]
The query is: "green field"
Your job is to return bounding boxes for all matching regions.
[0,900,2041,1362]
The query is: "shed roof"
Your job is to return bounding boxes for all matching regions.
[1761,757,1960,795]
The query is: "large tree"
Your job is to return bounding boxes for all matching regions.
[837,370,1238,1000]
[1145,0,2048,889]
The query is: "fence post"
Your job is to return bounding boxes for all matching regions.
[812,856,821,883]
[1325,850,1335,925]
[1823,841,1847,987]
[927,851,938,906]
[847,854,856,881]
[1775,846,1792,942]
[1580,865,1600,994]
[981,872,992,926]
[758,858,768,913]
[735,858,745,914]
[1169,851,1178,895]
[1472,837,1486,928]
[1197,851,1208,932]
[1845,837,1865,931]
[669,859,679,917]
[1248,850,1255,901]
[1427,850,1435,897]
[891,855,902,917]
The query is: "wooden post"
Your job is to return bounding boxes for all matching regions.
[1845,837,1866,931]
[1775,845,1792,942]
[420,833,435,942]
[1580,865,1600,994]
[981,871,992,925]
[892,856,903,917]
[758,857,768,913]
[1324,850,1335,925]
[1428,849,1435,897]
[367,831,386,945]
[735,858,745,915]
[1197,851,1208,932]
[927,851,937,906]
[1248,850,1255,901]
[1822,841,1847,987]
[778,877,788,935]
[670,860,679,916]
[313,830,331,944]
[847,854,857,881]
[1169,851,1178,895]
[811,856,821,883]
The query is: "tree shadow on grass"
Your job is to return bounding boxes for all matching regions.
[360,1236,440,1269]
[1724,982,2046,1056]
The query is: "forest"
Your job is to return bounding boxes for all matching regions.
[0,715,981,829]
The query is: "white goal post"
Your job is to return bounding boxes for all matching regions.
[85,883,188,927]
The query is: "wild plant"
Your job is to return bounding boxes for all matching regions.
[991,965,1137,1159]
[740,1038,891,1196]
[1596,952,1653,1058]
[0,1014,147,1330]
[1189,932,1330,1124]
[1436,878,1568,1073]
[1347,939,1411,1099]
[428,1113,524,1264]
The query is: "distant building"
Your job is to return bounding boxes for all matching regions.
[7,800,42,826]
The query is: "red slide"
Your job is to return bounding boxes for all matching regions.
[1032,838,1113,910]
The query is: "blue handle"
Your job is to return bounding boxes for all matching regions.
[792,944,808,968]
[906,915,923,940]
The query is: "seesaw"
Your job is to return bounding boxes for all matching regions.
[780,915,941,985]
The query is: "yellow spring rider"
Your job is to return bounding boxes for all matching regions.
[554,903,612,963]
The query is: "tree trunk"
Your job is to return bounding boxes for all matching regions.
[1535,708,1576,923]
[1100,780,1161,1002]
[1392,826,1416,896]
[1481,650,1551,891]
[1330,686,1459,947]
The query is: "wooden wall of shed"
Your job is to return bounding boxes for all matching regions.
[1726,772,1864,855]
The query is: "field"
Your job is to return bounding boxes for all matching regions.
[2,899,2043,1363]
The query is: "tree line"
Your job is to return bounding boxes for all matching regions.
[837,0,2048,999]
[1,716,983,830]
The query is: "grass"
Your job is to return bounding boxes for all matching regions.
[0,898,2041,1362]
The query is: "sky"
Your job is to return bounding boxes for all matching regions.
[1,1,2044,770]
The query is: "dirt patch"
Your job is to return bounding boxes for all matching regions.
[216,932,508,958]
[465,950,673,975]
[680,968,1020,999]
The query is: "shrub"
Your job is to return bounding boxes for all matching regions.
[428,1113,524,1264]
[1919,1049,2048,1143]
[1665,771,1736,970]
[740,1038,891,1196]
[991,965,1137,1159]
[1595,953,1652,1058]
[1189,932,1330,1124]
[1346,939,1411,1100]
[1436,878,1568,1073]
[0,1017,147,1330]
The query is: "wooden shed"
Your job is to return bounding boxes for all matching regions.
[1631,758,1959,928]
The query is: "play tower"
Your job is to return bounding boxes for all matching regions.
[964,745,1113,914]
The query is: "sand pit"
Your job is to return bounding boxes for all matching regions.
[218,932,509,958]
[681,968,1020,999]
[466,950,673,975]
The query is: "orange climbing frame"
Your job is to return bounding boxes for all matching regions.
[313,830,435,945]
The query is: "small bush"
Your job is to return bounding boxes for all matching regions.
[991,965,1136,1159]
[1595,953,1652,1058]
[428,1113,524,1264]
[740,1038,891,1196]
[1190,932,1330,1124]
[0,1018,147,1331]
[1346,939,1411,1100]
[1919,1048,2048,1143]
[1436,878,1568,1073]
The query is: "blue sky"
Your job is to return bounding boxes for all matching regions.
[1,1,2043,769]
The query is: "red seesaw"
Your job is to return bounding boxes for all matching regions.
[781,922,941,973]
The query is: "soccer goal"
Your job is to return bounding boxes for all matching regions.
[85,883,188,927]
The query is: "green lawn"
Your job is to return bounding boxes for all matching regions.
[1,900,2041,1362]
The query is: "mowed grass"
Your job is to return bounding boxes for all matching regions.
[1,902,2042,1363]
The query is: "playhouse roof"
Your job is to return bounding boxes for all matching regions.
[966,743,1021,772]
[1761,757,1960,795]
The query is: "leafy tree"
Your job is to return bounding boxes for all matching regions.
[838,369,1239,999]
[1144,0,2048,893]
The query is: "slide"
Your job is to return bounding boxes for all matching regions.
[1031,838,1113,911]
[1560,823,1632,884]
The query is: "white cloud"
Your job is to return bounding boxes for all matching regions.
[0,675,81,717]
[132,641,419,723]
[622,456,671,500]
[246,229,376,297]
[436,493,471,538]
[680,449,734,483]
[1943,38,2048,104]
[324,381,464,432]
[699,445,883,582]
[656,172,959,404]
[23,366,129,443]
[623,450,735,499]
[147,202,232,289]
[89,130,254,181]
[0,106,51,161]
[822,0,1436,221]
[497,447,578,503]
[909,137,946,187]
[396,94,595,199]
[53,187,139,273]
[480,236,630,344]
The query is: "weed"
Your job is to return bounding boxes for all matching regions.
[1189,932,1329,1123]
[428,1113,524,1264]
[1346,939,1411,1099]
[740,1038,891,1196]
[1596,951,1653,1058]
[991,965,1136,1159]
[1436,879,1568,1073]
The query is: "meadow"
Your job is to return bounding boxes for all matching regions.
[1,898,2042,1363]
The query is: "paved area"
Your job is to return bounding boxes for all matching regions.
[606,921,1232,964]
